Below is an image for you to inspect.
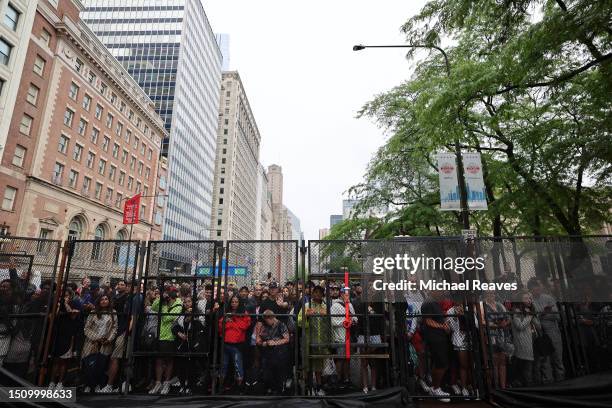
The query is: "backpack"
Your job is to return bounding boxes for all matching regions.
[82,353,109,388]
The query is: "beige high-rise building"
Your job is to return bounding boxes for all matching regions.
[210,71,261,241]
[0,0,167,241]
[266,164,294,241]
[255,164,272,240]
[0,0,38,160]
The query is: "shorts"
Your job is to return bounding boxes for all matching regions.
[411,331,425,354]
[111,333,127,359]
[425,335,450,369]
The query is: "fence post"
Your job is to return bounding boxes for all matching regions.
[210,240,225,395]
[37,240,71,386]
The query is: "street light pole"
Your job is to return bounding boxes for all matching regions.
[353,44,470,229]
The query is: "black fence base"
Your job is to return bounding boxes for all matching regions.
[491,371,612,408]
[76,387,411,408]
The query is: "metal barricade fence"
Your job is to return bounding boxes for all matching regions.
[475,236,612,394]
[42,239,140,392]
[0,236,61,384]
[218,240,299,395]
[132,240,219,395]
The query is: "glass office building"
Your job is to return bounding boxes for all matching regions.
[82,0,222,240]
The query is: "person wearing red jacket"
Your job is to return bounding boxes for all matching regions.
[219,295,250,389]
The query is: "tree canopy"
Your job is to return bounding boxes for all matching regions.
[328,0,611,240]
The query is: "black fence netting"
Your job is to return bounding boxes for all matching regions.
[133,240,218,395]
[0,236,61,384]
[42,239,140,393]
[217,240,299,396]
[475,236,612,394]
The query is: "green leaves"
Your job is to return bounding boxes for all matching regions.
[334,0,611,240]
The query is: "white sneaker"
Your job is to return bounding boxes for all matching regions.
[431,387,450,403]
[94,386,101,393]
[149,382,162,394]
[418,378,431,394]
[48,382,55,389]
[362,387,369,394]
[97,384,114,394]
[451,384,461,395]
[121,381,131,393]
[316,388,326,396]
[83,386,91,394]
[160,381,171,395]
[168,376,180,386]
[462,387,470,397]
[55,382,64,390]
[371,386,377,392]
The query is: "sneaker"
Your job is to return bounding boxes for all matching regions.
[315,388,326,396]
[168,376,180,386]
[371,386,377,392]
[451,384,461,395]
[183,388,191,395]
[121,381,131,393]
[160,381,171,395]
[97,384,114,394]
[48,382,55,389]
[83,386,91,394]
[149,382,162,394]
[362,387,369,394]
[462,387,470,397]
[418,378,431,394]
[431,387,451,403]
[94,386,101,393]
[55,382,64,390]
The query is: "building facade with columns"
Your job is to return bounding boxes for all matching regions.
[0,0,167,242]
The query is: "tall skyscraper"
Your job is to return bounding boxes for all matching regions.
[210,72,261,241]
[330,214,343,228]
[82,0,222,240]
[215,33,230,71]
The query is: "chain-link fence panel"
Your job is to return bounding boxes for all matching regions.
[42,239,140,393]
[217,241,299,396]
[132,240,219,395]
[0,236,61,384]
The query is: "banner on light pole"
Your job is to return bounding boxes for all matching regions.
[436,152,488,211]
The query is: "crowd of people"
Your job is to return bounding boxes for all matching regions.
[1,261,612,402]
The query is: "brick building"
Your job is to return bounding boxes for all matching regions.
[0,0,168,242]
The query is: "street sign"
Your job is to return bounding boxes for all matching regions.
[196,264,248,277]
[123,194,141,224]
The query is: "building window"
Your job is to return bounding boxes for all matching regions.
[82,94,91,111]
[125,129,131,143]
[112,143,119,158]
[12,145,25,167]
[145,167,150,180]
[140,204,146,219]
[0,78,5,96]
[53,162,64,184]
[116,121,123,136]
[100,82,107,95]
[72,144,83,162]
[140,142,145,155]
[68,169,79,188]
[223,139,227,144]
[136,181,141,193]
[86,151,95,168]
[224,108,229,114]
[220,177,225,184]
[118,171,125,186]
[98,159,106,175]
[82,176,91,194]
[75,58,83,73]
[105,187,113,203]
[130,156,136,170]
[106,113,113,128]
[219,198,223,204]
[133,137,139,150]
[102,136,110,151]
[147,148,152,160]
[87,71,96,85]
[120,101,126,113]
[1,186,17,211]
[40,29,51,46]
[138,161,143,176]
[20,114,32,135]
[33,55,45,76]
[63,109,74,127]
[127,177,133,190]
[78,118,87,136]
[221,158,226,164]
[67,217,83,240]
[58,135,69,154]
[224,119,229,125]
[94,182,102,199]
[0,38,12,65]
[223,129,228,135]
[110,93,117,104]
[109,165,116,181]
[95,104,103,119]
[115,193,123,208]
[69,82,79,100]
[4,4,20,31]
[26,84,39,105]
[128,110,134,120]
[91,127,99,144]
[121,149,128,164]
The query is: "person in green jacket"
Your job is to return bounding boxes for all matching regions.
[149,286,183,395]
[297,285,329,396]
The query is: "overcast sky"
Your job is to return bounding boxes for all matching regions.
[204,0,427,240]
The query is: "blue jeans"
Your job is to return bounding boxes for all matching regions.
[222,344,244,379]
